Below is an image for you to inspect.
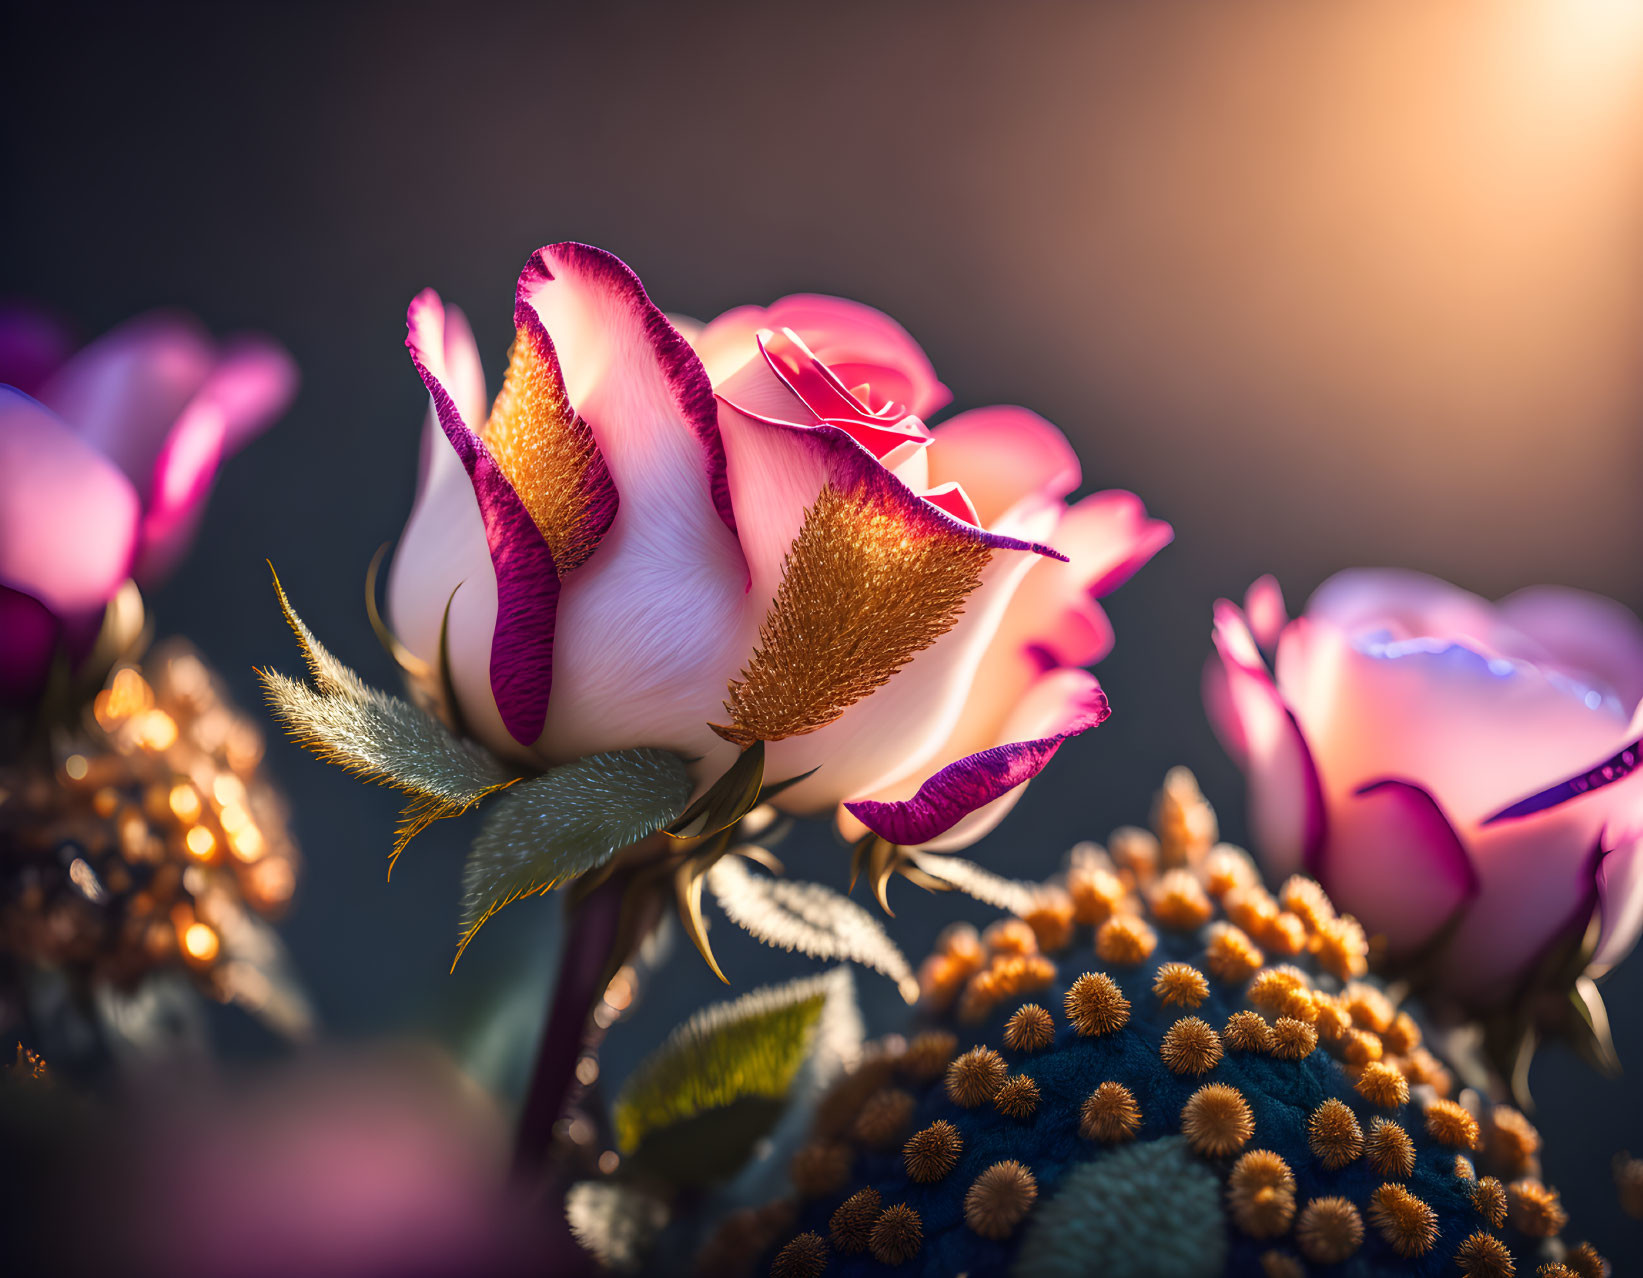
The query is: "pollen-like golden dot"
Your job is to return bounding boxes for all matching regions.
[1537,1265,1577,1278]
[1095,914,1157,965]
[1225,885,1278,935]
[852,1088,916,1149]
[903,1120,963,1183]
[1369,1183,1438,1257]
[1064,971,1130,1036]
[1507,1178,1567,1237]
[1311,995,1354,1042]
[1454,1230,1515,1278]
[946,1047,1007,1107]
[1151,869,1213,930]
[1270,1016,1318,1061]
[828,1187,881,1253]
[1340,1028,1384,1066]
[1296,1196,1364,1264]
[1455,1154,1476,1181]
[1181,1083,1254,1157]
[1308,1099,1364,1169]
[1355,1060,1409,1108]
[1382,1010,1421,1055]
[1228,1149,1296,1237]
[898,1030,957,1082]
[963,1160,1038,1239]
[984,917,1039,955]
[993,1074,1040,1120]
[1258,1249,1303,1278]
[1003,1003,1055,1052]
[1278,874,1334,929]
[1248,966,1306,1010]
[181,922,219,963]
[1203,846,1259,898]
[1366,1119,1416,1179]
[789,1142,852,1198]
[1204,923,1264,982]
[1474,1176,1509,1228]
[770,1231,828,1278]
[868,1203,922,1265]
[1108,825,1160,882]
[1488,1105,1541,1174]
[1404,1046,1455,1096]
[1425,1098,1481,1150]
[1343,982,1395,1033]
[1160,1017,1223,1075]
[1153,961,1209,1008]
[1067,863,1125,925]
[1313,914,1369,980]
[1224,1010,1274,1053]
[1565,1242,1609,1277]
[1022,888,1075,952]
[1080,1081,1141,1142]
[1261,911,1309,957]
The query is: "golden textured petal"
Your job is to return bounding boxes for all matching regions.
[713,479,992,746]
[481,316,613,571]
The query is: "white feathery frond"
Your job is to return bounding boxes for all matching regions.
[904,850,1036,915]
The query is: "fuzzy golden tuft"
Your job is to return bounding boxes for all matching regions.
[868,1203,923,1265]
[1003,1003,1055,1052]
[1161,1016,1223,1075]
[1381,1010,1421,1055]
[1066,862,1125,925]
[1369,1183,1439,1257]
[1224,885,1279,936]
[1108,825,1160,883]
[993,1074,1040,1120]
[1203,846,1259,898]
[1259,1250,1304,1278]
[1296,1196,1364,1264]
[1224,1010,1274,1053]
[945,1046,1007,1107]
[770,1231,828,1278]
[1064,971,1130,1037]
[1181,1083,1255,1157]
[898,1030,957,1082]
[984,917,1039,956]
[1564,1242,1609,1277]
[851,1088,916,1149]
[963,1160,1038,1240]
[1355,1059,1409,1108]
[1021,888,1075,952]
[789,1142,853,1198]
[1425,1097,1481,1150]
[1278,874,1334,931]
[1204,923,1264,982]
[1507,1178,1567,1237]
[1153,961,1210,1008]
[1312,914,1369,980]
[1343,982,1396,1033]
[1080,1081,1141,1142]
[903,1120,963,1183]
[1270,1016,1318,1061]
[1455,1154,1476,1181]
[1366,1118,1416,1179]
[1308,1098,1364,1169]
[1488,1105,1541,1174]
[1095,913,1157,965]
[1454,1230,1516,1278]
[1151,869,1214,930]
[1473,1176,1508,1229]
[828,1187,881,1254]
[1228,1149,1297,1237]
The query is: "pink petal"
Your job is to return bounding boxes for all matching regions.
[1315,779,1477,954]
[0,388,140,614]
[404,290,561,747]
[0,302,74,396]
[1244,574,1287,656]
[693,293,949,419]
[925,406,1081,527]
[38,311,215,496]
[1210,600,1327,881]
[201,336,300,456]
[1594,832,1643,972]
[0,585,63,703]
[1202,654,1247,767]
[1496,584,1643,711]
[847,668,1110,848]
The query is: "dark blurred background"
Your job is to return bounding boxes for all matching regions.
[4,0,1641,1262]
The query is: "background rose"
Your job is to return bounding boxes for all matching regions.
[0,306,296,702]
[1205,568,1643,1006]
[387,244,1169,850]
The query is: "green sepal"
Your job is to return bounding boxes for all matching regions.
[665,741,764,839]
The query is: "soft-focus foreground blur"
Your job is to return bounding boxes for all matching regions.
[4,0,1641,1268]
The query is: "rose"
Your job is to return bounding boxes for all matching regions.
[1205,569,1643,1005]
[387,243,1169,850]
[0,305,296,702]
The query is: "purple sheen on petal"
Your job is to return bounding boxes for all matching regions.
[521,243,736,534]
[845,681,1110,845]
[407,294,559,745]
[131,398,227,584]
[0,585,63,703]
[1481,733,1643,825]
[0,302,74,395]
[1317,779,1479,954]
[0,387,141,614]
[204,336,300,455]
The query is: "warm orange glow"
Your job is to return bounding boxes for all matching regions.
[134,710,178,751]
[250,858,295,905]
[184,826,217,859]
[228,824,265,861]
[63,754,89,781]
[181,922,219,963]
[168,783,202,822]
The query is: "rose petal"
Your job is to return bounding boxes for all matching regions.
[1211,600,1327,880]
[1316,779,1477,954]
[1496,584,1643,711]
[1593,831,1643,972]
[925,406,1081,527]
[0,387,140,614]
[846,667,1109,848]
[0,302,74,396]
[1244,574,1287,655]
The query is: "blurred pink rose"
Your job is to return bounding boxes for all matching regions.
[0,305,296,701]
[388,244,1169,849]
[1205,569,1643,1005]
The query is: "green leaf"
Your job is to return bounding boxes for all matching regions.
[455,749,693,962]
[613,968,859,1182]
[664,740,764,839]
